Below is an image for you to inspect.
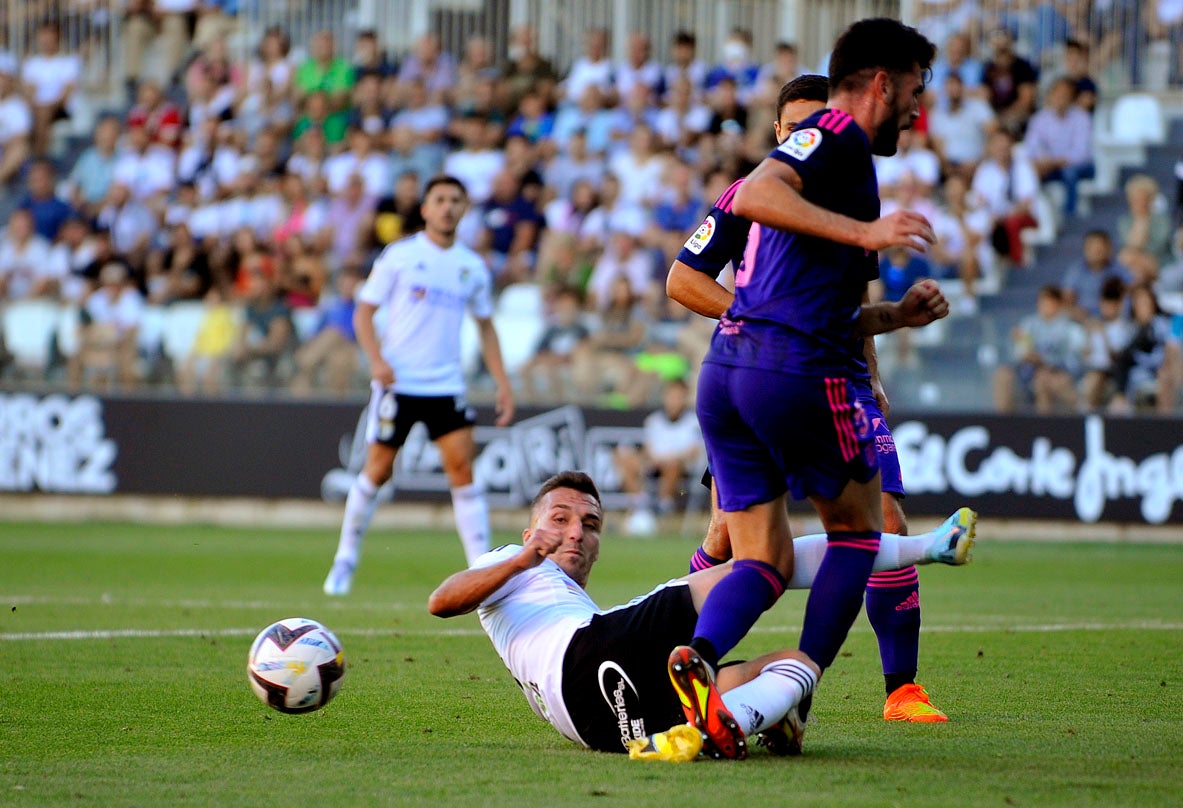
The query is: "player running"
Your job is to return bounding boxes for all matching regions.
[428,471,975,760]
[323,176,515,596]
[667,19,942,757]
[669,74,953,722]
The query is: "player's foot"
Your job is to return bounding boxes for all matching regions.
[627,723,704,763]
[926,507,977,565]
[755,703,806,756]
[322,560,355,596]
[883,683,949,722]
[667,646,747,760]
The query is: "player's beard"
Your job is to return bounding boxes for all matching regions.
[871,117,903,156]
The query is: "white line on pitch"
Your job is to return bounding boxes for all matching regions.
[1,595,421,611]
[2,621,1181,642]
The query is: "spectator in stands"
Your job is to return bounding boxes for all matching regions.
[616,33,662,101]
[502,24,559,110]
[875,129,941,194]
[18,159,74,242]
[455,35,499,106]
[177,284,237,396]
[572,274,649,402]
[652,75,712,149]
[398,32,457,105]
[0,208,56,300]
[645,159,705,267]
[477,168,542,286]
[387,124,441,190]
[929,31,984,100]
[706,28,760,105]
[1081,278,1135,410]
[129,80,183,149]
[444,116,505,204]
[1062,38,1098,114]
[506,89,555,144]
[1061,230,1134,321]
[70,261,144,391]
[981,28,1038,137]
[121,0,157,94]
[326,173,376,271]
[614,376,704,532]
[993,285,1087,414]
[754,42,802,109]
[294,30,355,122]
[371,170,425,250]
[972,129,1040,267]
[609,124,666,208]
[928,72,995,180]
[66,115,121,217]
[662,31,707,102]
[545,127,603,198]
[114,119,179,204]
[290,266,362,398]
[1024,77,1094,217]
[931,173,991,313]
[325,128,390,198]
[579,173,649,253]
[707,76,748,136]
[96,183,158,275]
[520,286,591,404]
[352,29,396,80]
[0,62,31,192]
[393,77,450,149]
[562,28,615,106]
[1117,174,1174,282]
[145,221,212,304]
[1108,284,1178,413]
[231,262,294,387]
[20,20,81,156]
[293,89,348,147]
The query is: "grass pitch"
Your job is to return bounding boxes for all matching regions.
[2,519,1182,807]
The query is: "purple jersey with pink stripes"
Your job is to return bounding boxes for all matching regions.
[675,178,749,277]
[706,108,880,378]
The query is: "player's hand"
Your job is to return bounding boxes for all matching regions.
[370,359,395,387]
[897,279,949,327]
[520,525,563,567]
[871,377,890,416]
[861,211,936,253]
[494,383,515,427]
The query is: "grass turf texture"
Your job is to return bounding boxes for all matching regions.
[2,521,1181,807]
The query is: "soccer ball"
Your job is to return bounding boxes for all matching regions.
[247,618,346,714]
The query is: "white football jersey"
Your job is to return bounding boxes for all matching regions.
[474,544,599,747]
[359,232,493,396]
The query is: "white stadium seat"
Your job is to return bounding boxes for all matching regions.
[2,300,61,373]
[159,301,210,363]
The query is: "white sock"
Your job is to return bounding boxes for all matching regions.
[451,483,490,566]
[787,530,934,589]
[333,474,380,566]
[722,658,818,736]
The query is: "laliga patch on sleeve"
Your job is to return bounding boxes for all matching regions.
[684,215,716,255]
[777,127,823,161]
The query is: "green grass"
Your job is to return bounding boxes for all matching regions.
[2,521,1182,807]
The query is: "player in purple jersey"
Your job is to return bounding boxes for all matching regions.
[664,20,953,758]
[671,75,955,723]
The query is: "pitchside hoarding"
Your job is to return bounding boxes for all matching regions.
[0,392,1180,525]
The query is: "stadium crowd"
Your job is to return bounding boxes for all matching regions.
[0,4,1181,413]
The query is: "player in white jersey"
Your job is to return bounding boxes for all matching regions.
[324,176,515,595]
[429,471,975,759]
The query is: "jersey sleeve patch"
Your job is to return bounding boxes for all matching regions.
[776,127,823,161]
[683,215,716,255]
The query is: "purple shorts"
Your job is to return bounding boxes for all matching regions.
[697,362,879,510]
[854,387,904,498]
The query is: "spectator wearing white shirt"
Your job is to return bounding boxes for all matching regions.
[931,174,992,312]
[562,28,616,106]
[652,75,712,149]
[0,65,31,189]
[971,129,1039,266]
[391,78,450,145]
[0,209,57,300]
[113,123,178,203]
[443,117,505,204]
[753,42,802,110]
[48,216,100,304]
[662,31,707,102]
[577,173,650,253]
[928,72,996,178]
[96,183,158,269]
[608,125,667,208]
[586,229,658,311]
[616,33,662,101]
[70,262,145,391]
[544,129,605,199]
[324,129,392,197]
[874,128,942,194]
[1023,77,1094,217]
[20,21,81,157]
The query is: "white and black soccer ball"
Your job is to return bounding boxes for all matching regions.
[247,618,346,714]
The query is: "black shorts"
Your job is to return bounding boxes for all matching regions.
[363,385,477,449]
[560,582,698,753]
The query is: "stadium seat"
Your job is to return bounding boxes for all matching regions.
[56,305,82,359]
[159,301,210,364]
[2,300,62,375]
[495,283,545,319]
[138,305,169,358]
[1094,93,1167,183]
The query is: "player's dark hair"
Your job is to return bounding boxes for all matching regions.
[777,74,829,112]
[423,175,468,199]
[828,18,936,94]
[532,472,602,512]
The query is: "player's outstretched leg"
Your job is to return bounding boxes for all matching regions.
[926,507,976,565]
[668,646,748,759]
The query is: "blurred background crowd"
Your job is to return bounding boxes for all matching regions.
[0,0,1182,417]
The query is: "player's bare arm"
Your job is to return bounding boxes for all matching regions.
[853,279,950,338]
[732,159,936,252]
[353,300,395,386]
[666,259,735,319]
[428,528,563,617]
[476,316,515,426]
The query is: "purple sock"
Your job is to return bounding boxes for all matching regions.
[691,559,786,664]
[689,546,727,574]
[798,531,880,670]
[865,567,921,694]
